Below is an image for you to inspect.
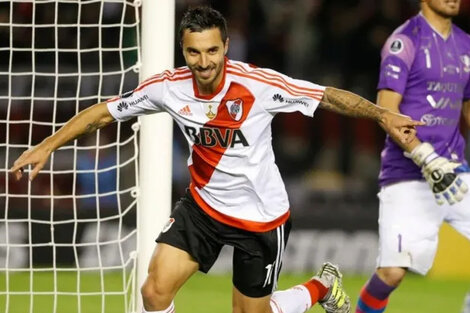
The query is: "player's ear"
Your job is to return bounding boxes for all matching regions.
[224,37,229,55]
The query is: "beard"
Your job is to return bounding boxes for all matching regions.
[192,61,224,87]
[431,1,460,18]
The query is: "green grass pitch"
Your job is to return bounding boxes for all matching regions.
[177,273,469,312]
[0,271,469,312]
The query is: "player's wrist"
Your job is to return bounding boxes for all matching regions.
[408,142,438,167]
[376,108,392,127]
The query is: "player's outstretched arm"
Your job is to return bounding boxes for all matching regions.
[319,87,424,145]
[10,102,115,181]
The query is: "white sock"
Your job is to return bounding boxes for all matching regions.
[270,285,311,313]
[142,301,175,313]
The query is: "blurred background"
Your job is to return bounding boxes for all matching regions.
[1,0,470,276]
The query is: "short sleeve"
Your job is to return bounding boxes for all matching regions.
[464,51,470,100]
[107,76,167,121]
[260,68,326,117]
[378,34,416,95]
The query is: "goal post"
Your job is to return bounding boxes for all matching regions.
[0,0,174,312]
[137,0,174,310]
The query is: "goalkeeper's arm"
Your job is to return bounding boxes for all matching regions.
[377,89,468,205]
[463,99,470,129]
[11,102,115,181]
[376,89,421,152]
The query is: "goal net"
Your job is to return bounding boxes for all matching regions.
[1,1,142,312]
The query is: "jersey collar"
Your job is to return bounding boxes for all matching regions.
[418,11,453,41]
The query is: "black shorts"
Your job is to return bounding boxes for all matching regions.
[156,191,291,298]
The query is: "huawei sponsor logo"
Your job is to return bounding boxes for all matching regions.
[116,102,128,112]
[272,93,309,107]
[272,94,284,102]
[116,94,149,112]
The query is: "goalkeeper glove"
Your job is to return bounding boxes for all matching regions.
[408,142,469,205]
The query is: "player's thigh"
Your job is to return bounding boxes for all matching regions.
[144,243,199,296]
[232,286,272,313]
[377,181,444,274]
[157,192,224,273]
[447,173,470,239]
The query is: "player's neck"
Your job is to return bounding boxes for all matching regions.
[420,9,453,39]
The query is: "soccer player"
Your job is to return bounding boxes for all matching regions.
[355,1,470,312]
[11,7,422,313]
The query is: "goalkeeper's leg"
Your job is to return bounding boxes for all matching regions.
[447,174,470,313]
[462,292,470,313]
[356,268,403,313]
[356,180,444,312]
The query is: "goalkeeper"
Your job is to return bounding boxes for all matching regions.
[355,0,470,312]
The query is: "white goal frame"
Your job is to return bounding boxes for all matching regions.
[0,0,175,312]
[137,0,174,310]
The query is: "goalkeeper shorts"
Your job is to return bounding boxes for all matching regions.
[376,173,470,275]
[156,190,292,297]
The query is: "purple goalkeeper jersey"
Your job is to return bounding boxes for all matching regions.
[378,13,470,186]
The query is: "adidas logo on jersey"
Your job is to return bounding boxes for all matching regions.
[178,105,192,116]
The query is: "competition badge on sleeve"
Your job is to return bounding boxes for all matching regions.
[389,39,404,54]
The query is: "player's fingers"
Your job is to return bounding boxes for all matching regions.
[395,128,411,144]
[402,127,416,144]
[10,157,26,173]
[11,158,29,181]
[29,162,45,181]
[15,167,24,181]
[409,120,425,126]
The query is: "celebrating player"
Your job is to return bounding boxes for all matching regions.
[355,1,470,312]
[11,6,422,313]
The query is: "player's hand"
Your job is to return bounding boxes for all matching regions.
[378,111,424,145]
[408,142,469,205]
[10,143,52,181]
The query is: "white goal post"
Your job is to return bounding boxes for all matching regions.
[0,0,174,312]
[137,0,174,310]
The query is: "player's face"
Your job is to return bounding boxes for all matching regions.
[424,0,460,18]
[182,28,228,94]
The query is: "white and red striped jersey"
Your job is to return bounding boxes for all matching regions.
[107,58,325,232]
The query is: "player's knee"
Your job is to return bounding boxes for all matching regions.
[140,275,174,308]
[377,267,407,287]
